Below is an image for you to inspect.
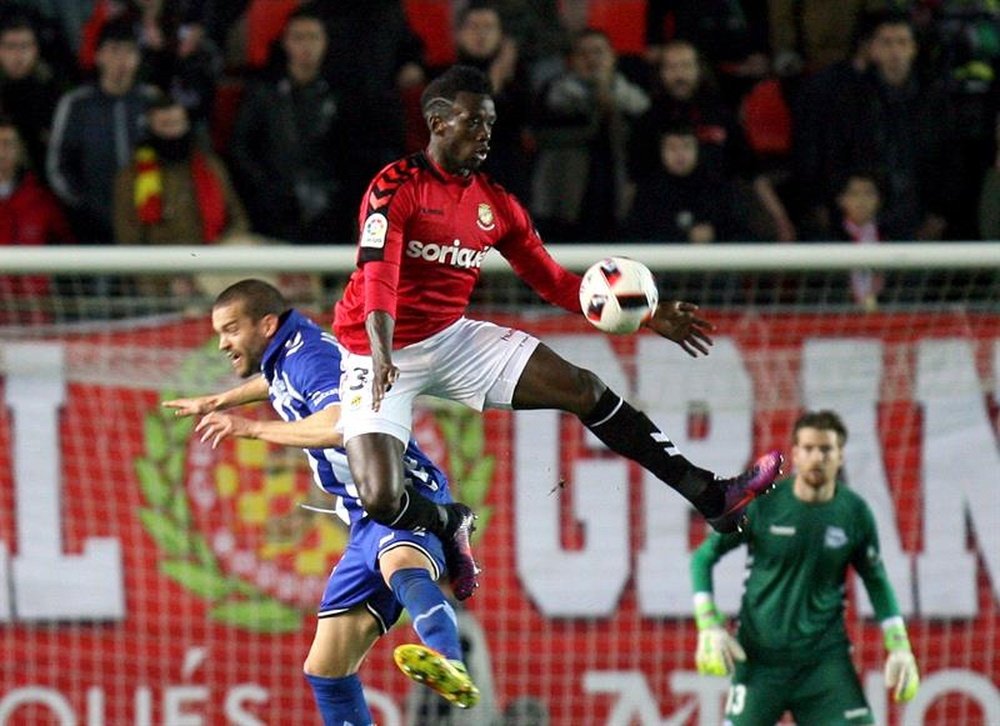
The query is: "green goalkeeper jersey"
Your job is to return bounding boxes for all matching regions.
[690,477,901,665]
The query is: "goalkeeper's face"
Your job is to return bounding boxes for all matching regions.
[212,302,273,378]
[792,427,844,490]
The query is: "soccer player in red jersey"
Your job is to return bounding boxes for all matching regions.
[334,66,783,600]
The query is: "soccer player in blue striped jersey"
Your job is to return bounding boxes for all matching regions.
[163,279,480,724]
[689,410,920,725]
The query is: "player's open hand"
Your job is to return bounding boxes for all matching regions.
[195,411,254,449]
[645,301,714,357]
[162,395,220,417]
[371,360,399,412]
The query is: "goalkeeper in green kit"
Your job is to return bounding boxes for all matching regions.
[689,410,920,725]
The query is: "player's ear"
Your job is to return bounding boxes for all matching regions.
[428,112,446,136]
[261,313,280,337]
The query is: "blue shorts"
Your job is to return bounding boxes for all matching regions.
[317,517,449,634]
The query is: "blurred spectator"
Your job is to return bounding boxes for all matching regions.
[229,5,348,243]
[16,0,93,53]
[646,0,771,105]
[491,0,572,82]
[769,0,884,77]
[113,95,247,296]
[927,1,1000,240]
[0,117,73,324]
[835,171,885,310]
[0,13,62,177]
[626,125,755,243]
[791,13,878,238]
[311,0,425,211]
[79,0,221,126]
[793,11,957,240]
[631,40,751,180]
[632,40,795,240]
[47,19,153,244]
[979,114,1000,240]
[0,1,79,81]
[532,28,649,241]
[444,1,533,200]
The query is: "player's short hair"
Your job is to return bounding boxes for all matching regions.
[97,18,138,49]
[214,279,288,322]
[660,122,698,140]
[457,1,501,28]
[837,168,885,198]
[866,9,914,37]
[0,13,37,38]
[421,65,493,119]
[283,4,325,31]
[793,410,848,447]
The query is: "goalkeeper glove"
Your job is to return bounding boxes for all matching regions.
[883,618,920,703]
[693,595,746,677]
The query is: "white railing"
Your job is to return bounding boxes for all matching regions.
[1,242,997,273]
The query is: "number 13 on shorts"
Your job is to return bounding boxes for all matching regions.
[725,684,747,716]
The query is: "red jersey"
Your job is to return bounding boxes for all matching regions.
[334,152,582,353]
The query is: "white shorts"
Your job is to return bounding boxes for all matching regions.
[339,317,540,444]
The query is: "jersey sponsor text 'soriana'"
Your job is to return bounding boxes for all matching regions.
[334,152,581,353]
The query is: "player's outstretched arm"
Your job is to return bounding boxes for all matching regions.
[195,404,343,450]
[644,301,714,357]
[162,375,270,416]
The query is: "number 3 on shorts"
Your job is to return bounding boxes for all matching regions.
[725,684,747,716]
[347,366,370,392]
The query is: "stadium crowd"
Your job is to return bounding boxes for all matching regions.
[0,0,997,308]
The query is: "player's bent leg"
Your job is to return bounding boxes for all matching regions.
[347,432,469,544]
[381,546,480,708]
[512,344,782,532]
[303,608,382,726]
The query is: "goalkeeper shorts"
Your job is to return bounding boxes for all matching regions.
[724,648,874,726]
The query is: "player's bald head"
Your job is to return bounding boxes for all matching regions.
[214,279,288,322]
[421,65,493,122]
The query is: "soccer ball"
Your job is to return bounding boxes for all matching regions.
[579,257,659,334]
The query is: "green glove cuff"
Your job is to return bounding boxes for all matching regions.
[883,620,912,652]
[694,600,724,631]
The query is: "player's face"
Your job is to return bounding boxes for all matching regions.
[838,178,880,225]
[660,45,699,100]
[660,134,698,176]
[212,302,272,378]
[457,9,502,59]
[0,126,23,177]
[0,28,39,80]
[792,427,843,490]
[284,17,327,72]
[437,92,496,174]
[870,24,916,86]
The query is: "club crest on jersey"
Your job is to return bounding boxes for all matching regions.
[824,526,848,549]
[361,213,388,249]
[476,203,495,231]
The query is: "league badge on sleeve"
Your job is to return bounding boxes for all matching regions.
[361,213,389,249]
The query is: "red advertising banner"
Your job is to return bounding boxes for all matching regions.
[0,309,997,725]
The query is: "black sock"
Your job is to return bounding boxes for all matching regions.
[583,388,724,516]
[377,485,451,537]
